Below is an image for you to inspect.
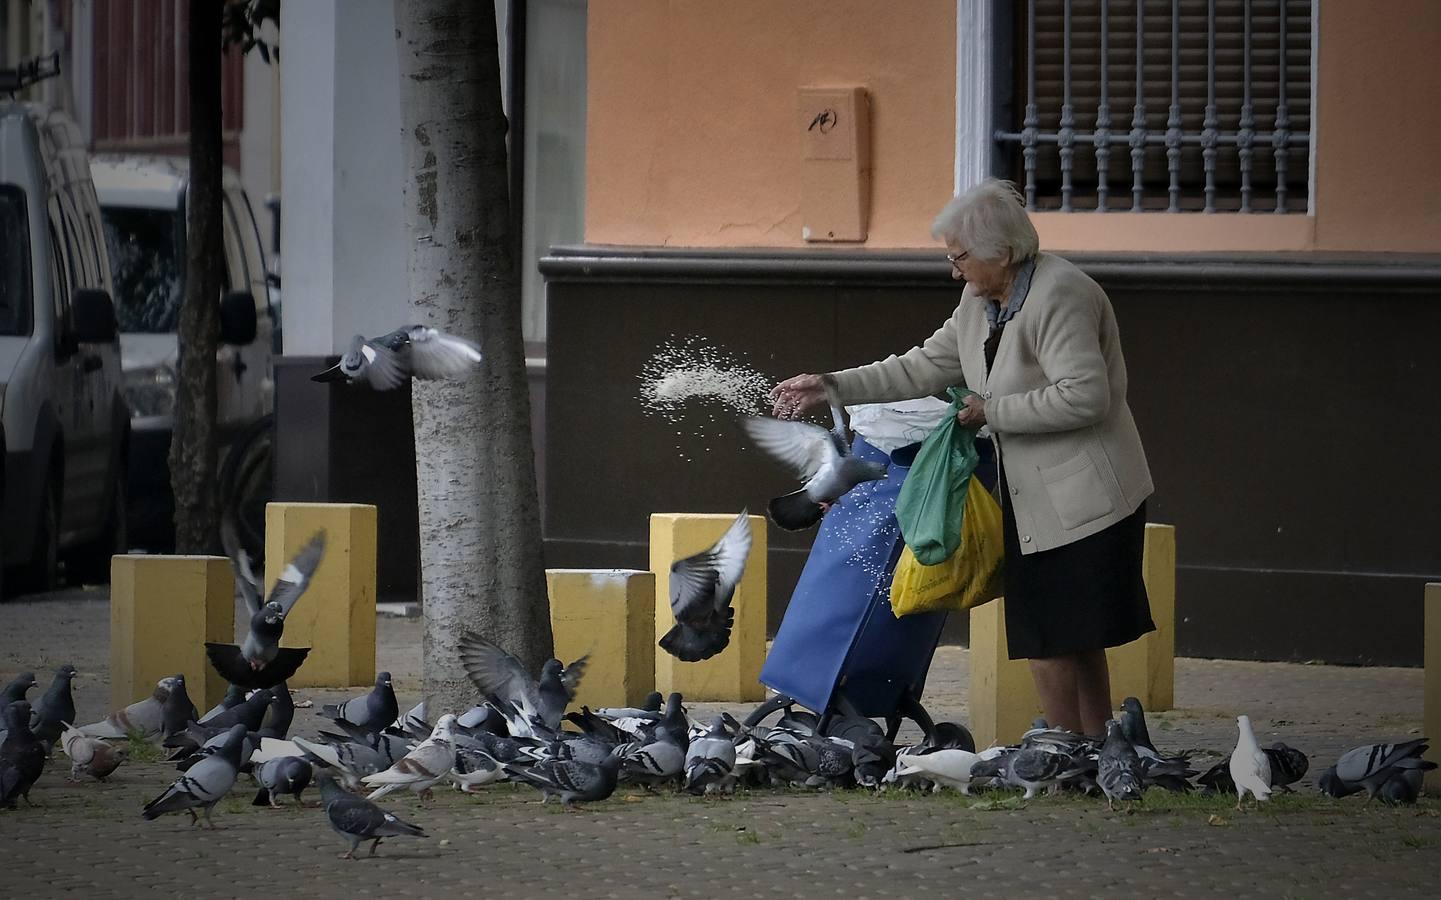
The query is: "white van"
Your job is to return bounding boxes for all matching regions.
[90,155,274,551]
[0,100,127,595]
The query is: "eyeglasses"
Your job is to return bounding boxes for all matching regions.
[946,251,970,267]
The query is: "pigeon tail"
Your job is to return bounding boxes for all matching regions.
[767,489,825,532]
[658,612,734,663]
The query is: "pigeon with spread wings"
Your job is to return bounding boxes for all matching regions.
[741,415,887,531]
[311,326,483,389]
[458,634,588,733]
[660,509,752,662]
[204,531,326,690]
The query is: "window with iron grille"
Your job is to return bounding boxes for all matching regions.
[996,0,1312,213]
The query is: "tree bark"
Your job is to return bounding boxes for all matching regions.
[170,0,224,553]
[394,0,554,712]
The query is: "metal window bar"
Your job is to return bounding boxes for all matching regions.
[997,0,1312,213]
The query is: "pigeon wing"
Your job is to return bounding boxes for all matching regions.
[220,515,262,616]
[403,326,483,380]
[266,531,327,616]
[458,634,544,719]
[560,656,589,702]
[358,338,406,390]
[740,416,834,482]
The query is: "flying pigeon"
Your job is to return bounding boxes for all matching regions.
[0,701,46,808]
[684,717,737,795]
[1229,714,1273,810]
[311,326,483,389]
[59,723,129,781]
[660,510,752,662]
[142,724,248,828]
[361,715,457,801]
[204,532,326,690]
[29,664,78,756]
[1096,720,1145,811]
[1332,738,1435,801]
[504,753,623,809]
[253,756,313,808]
[458,634,588,732]
[740,415,887,531]
[77,676,176,740]
[1,672,36,704]
[320,672,399,736]
[318,773,427,859]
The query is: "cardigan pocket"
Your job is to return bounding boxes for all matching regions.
[1039,450,1116,531]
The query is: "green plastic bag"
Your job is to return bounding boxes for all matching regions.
[894,386,980,566]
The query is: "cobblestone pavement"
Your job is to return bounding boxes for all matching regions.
[2,588,1438,899]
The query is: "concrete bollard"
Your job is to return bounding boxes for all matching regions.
[1426,583,1441,791]
[969,522,1178,745]
[110,555,234,712]
[547,569,656,710]
[967,598,1041,749]
[650,513,767,702]
[265,502,377,688]
[1106,523,1177,711]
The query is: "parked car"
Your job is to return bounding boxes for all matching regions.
[90,155,274,553]
[0,100,128,595]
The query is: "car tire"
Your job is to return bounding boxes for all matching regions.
[13,480,60,595]
[69,474,127,585]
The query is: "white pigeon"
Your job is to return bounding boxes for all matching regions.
[893,748,985,794]
[1229,714,1273,809]
[59,723,129,780]
[76,677,175,740]
[361,714,456,801]
[251,736,342,769]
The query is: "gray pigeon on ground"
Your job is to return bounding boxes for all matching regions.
[205,532,326,690]
[1380,767,1424,806]
[1332,738,1436,800]
[619,727,686,788]
[1264,742,1309,790]
[1,701,46,807]
[1096,720,1145,811]
[161,674,199,739]
[1005,747,1069,799]
[741,415,887,531]
[458,634,588,733]
[29,664,78,756]
[59,723,129,781]
[142,724,247,828]
[78,676,175,740]
[2,672,36,705]
[1119,697,1159,754]
[684,717,737,795]
[320,672,398,736]
[660,510,752,662]
[165,690,274,756]
[253,755,313,808]
[318,773,427,859]
[311,326,483,389]
[1317,765,1364,798]
[503,753,622,809]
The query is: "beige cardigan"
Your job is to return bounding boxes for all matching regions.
[829,252,1152,554]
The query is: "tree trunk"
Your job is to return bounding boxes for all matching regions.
[170,0,224,553]
[394,0,554,712]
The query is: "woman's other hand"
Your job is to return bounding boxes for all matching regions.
[769,374,828,419]
[955,392,987,428]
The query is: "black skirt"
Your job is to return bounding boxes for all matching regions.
[997,464,1155,660]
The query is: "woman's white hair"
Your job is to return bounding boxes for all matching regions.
[930,178,1039,264]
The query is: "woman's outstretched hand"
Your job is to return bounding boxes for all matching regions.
[769,374,828,419]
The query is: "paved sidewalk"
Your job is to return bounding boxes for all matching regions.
[1,588,1437,899]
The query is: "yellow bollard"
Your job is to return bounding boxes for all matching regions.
[650,513,767,702]
[1426,583,1441,791]
[110,555,234,712]
[265,502,377,688]
[547,569,656,710]
[967,598,1042,749]
[1106,524,1177,711]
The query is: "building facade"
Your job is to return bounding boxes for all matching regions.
[543,0,1441,664]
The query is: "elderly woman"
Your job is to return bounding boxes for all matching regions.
[771,179,1153,738]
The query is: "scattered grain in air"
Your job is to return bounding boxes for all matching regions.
[638,335,777,459]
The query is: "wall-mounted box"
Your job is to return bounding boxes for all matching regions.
[798,86,870,242]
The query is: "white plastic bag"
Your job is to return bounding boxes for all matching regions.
[845,397,953,454]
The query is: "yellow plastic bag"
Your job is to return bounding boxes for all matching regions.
[889,477,1004,617]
